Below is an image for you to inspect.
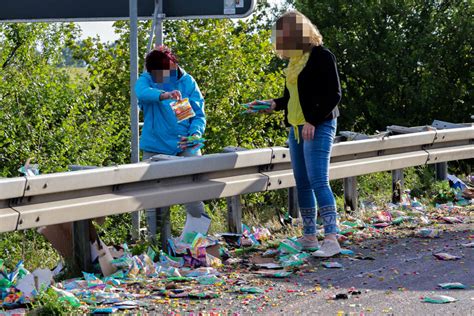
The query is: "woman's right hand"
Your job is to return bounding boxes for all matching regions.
[248,99,276,113]
[160,90,182,101]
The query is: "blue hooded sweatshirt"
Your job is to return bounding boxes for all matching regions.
[135,68,206,155]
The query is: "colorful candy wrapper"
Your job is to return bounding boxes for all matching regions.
[339,249,354,256]
[160,251,184,268]
[188,292,219,299]
[241,100,271,114]
[422,295,457,304]
[433,252,461,261]
[438,282,466,289]
[178,135,205,154]
[255,270,292,278]
[171,98,195,122]
[141,253,156,276]
[441,216,463,224]
[197,275,222,285]
[51,286,81,307]
[147,247,156,261]
[93,307,118,314]
[322,261,343,269]
[278,238,303,254]
[206,254,222,268]
[239,287,264,294]
[415,228,440,238]
[279,253,309,267]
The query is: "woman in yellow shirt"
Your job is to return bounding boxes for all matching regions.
[253,11,342,257]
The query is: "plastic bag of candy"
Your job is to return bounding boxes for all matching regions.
[171,98,195,122]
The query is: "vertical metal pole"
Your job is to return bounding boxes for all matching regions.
[288,187,299,219]
[148,0,166,244]
[157,207,171,251]
[72,220,92,273]
[391,169,404,203]
[227,196,243,234]
[435,162,448,181]
[130,0,140,240]
[343,177,358,213]
[155,0,164,46]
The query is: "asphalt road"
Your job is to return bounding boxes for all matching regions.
[120,223,473,315]
[263,224,473,315]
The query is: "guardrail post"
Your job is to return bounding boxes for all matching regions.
[222,146,247,234]
[391,169,404,203]
[157,207,171,251]
[343,177,358,212]
[131,212,141,241]
[435,162,448,181]
[72,220,92,273]
[227,196,242,234]
[288,187,299,219]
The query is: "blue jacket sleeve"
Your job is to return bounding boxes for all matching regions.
[186,77,206,137]
[135,74,164,104]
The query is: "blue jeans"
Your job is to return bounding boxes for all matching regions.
[288,119,337,235]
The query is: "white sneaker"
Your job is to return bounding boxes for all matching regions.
[297,235,320,250]
[311,239,341,257]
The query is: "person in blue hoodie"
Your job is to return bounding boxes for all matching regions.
[136,45,208,238]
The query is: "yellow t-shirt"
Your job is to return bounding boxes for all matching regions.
[286,52,311,142]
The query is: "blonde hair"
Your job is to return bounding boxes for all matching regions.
[272,10,323,51]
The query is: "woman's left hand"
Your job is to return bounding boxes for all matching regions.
[302,122,315,140]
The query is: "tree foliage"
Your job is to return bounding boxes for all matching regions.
[0,23,124,176]
[1,1,472,177]
[295,0,472,132]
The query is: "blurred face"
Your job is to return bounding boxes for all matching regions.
[273,15,312,58]
[151,61,177,84]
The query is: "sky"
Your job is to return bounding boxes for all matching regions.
[77,0,284,42]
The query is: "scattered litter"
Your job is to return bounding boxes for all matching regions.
[333,293,348,300]
[322,262,343,269]
[415,228,441,238]
[255,263,283,269]
[328,288,361,300]
[254,270,292,278]
[422,295,457,304]
[1,175,471,314]
[441,216,463,224]
[239,287,264,294]
[438,282,466,289]
[241,100,272,114]
[339,249,354,256]
[354,255,375,261]
[433,253,461,261]
[278,238,303,254]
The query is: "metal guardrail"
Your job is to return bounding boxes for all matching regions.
[0,126,472,234]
